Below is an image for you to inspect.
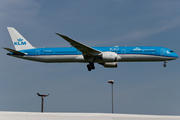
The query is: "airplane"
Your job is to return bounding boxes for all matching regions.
[3,27,178,71]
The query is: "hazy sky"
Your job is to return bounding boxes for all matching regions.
[1,0,180,115]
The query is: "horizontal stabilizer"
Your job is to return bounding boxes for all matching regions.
[3,47,25,55]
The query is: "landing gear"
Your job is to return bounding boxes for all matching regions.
[163,64,166,67]
[87,63,95,71]
[163,61,168,67]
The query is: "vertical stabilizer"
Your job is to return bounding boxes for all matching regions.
[7,27,34,50]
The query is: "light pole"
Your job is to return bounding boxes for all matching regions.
[37,93,49,113]
[108,80,114,113]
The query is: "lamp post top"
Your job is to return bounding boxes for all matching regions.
[37,93,49,97]
[108,80,114,84]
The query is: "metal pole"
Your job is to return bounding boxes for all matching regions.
[112,83,113,113]
[37,93,49,113]
[108,80,114,114]
[41,97,44,113]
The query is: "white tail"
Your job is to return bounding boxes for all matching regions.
[7,27,34,51]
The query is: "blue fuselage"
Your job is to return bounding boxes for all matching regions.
[11,46,178,63]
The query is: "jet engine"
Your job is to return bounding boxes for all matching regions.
[99,62,118,68]
[99,52,119,62]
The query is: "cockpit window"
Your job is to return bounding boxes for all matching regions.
[170,50,174,52]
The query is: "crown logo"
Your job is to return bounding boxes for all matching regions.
[17,38,23,41]
[133,47,141,51]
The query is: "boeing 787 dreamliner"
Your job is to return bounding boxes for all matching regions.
[4,27,178,71]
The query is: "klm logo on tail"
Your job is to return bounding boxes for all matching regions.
[14,38,26,45]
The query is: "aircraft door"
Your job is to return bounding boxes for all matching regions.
[35,50,40,55]
[161,49,165,55]
[77,50,81,55]
[122,49,126,55]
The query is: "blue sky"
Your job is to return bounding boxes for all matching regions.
[1,0,180,115]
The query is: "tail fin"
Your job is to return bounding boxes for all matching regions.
[7,27,34,51]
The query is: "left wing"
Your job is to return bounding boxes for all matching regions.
[55,33,101,59]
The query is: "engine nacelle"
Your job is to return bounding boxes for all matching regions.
[100,62,118,68]
[99,52,118,62]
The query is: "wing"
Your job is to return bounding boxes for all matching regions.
[3,47,25,55]
[55,33,101,59]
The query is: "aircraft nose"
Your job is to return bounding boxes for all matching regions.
[174,53,178,59]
